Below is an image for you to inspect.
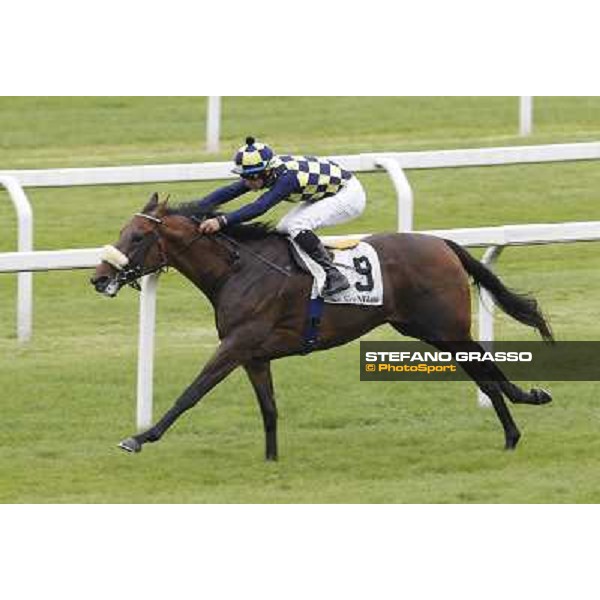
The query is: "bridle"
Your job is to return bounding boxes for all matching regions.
[104,211,290,294]
[104,213,170,292]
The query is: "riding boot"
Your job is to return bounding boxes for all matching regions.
[294,230,350,297]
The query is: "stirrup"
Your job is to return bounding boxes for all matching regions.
[323,270,350,296]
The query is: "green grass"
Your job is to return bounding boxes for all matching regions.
[1,96,599,168]
[0,97,599,503]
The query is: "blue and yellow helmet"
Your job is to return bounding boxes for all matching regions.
[232,137,276,176]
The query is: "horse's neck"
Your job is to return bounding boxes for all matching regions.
[166,234,291,304]
[166,238,232,304]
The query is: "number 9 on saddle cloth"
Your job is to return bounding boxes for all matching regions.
[290,238,383,353]
[291,239,384,305]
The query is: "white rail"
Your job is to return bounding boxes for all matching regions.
[4,223,597,271]
[0,176,33,342]
[0,248,101,272]
[477,246,504,408]
[2,220,599,427]
[206,96,221,153]
[3,141,599,343]
[137,273,159,429]
[361,141,600,170]
[520,96,533,136]
[375,158,414,232]
[324,221,600,247]
[421,221,600,246]
[2,142,600,187]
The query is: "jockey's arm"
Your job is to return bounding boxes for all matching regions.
[192,180,251,213]
[221,173,298,226]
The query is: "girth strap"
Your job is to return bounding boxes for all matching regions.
[302,296,325,354]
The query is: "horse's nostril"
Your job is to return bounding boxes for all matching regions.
[91,276,109,292]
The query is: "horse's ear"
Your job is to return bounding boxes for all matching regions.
[156,195,170,218]
[142,192,159,214]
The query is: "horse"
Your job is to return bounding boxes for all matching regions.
[91,193,553,460]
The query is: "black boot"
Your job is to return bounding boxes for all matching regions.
[294,230,350,297]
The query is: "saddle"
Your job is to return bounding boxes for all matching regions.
[323,238,362,251]
[287,236,383,306]
[288,237,361,272]
[287,235,383,353]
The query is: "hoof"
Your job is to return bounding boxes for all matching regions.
[504,431,521,451]
[532,387,552,405]
[118,437,142,454]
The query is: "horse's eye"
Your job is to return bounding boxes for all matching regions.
[131,232,144,244]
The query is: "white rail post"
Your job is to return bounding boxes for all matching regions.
[477,245,504,407]
[374,158,414,232]
[136,273,160,430]
[206,96,221,153]
[519,96,533,136]
[0,175,33,342]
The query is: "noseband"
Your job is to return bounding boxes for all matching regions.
[107,212,243,292]
[101,213,169,292]
[102,211,290,294]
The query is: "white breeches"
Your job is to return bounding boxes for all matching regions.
[276,176,366,238]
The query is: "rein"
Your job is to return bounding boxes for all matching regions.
[121,213,290,289]
[215,231,291,278]
[188,215,291,278]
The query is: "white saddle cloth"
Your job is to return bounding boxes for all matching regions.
[291,240,384,306]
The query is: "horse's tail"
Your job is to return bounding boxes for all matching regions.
[444,238,554,342]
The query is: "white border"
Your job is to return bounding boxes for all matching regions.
[2,505,598,600]
[1,0,598,593]
[1,2,598,93]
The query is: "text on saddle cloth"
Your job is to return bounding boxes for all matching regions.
[291,239,384,306]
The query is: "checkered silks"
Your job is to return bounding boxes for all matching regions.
[273,155,353,202]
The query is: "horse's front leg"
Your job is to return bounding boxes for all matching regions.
[118,336,248,453]
[244,360,278,461]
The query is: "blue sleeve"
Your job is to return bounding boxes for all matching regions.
[192,180,250,212]
[223,173,299,225]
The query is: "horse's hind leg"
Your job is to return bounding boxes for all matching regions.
[433,339,522,450]
[457,356,521,450]
[244,360,278,461]
[391,321,522,450]
[449,340,552,406]
[491,370,552,406]
[448,342,552,406]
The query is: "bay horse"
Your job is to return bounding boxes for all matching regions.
[91,193,553,459]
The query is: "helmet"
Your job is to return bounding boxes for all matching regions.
[232,136,275,176]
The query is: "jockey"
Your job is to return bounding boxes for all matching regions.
[196,137,366,296]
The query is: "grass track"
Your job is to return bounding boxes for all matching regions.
[0,97,599,502]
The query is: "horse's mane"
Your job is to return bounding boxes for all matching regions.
[165,201,282,242]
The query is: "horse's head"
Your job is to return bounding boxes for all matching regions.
[90,193,170,297]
